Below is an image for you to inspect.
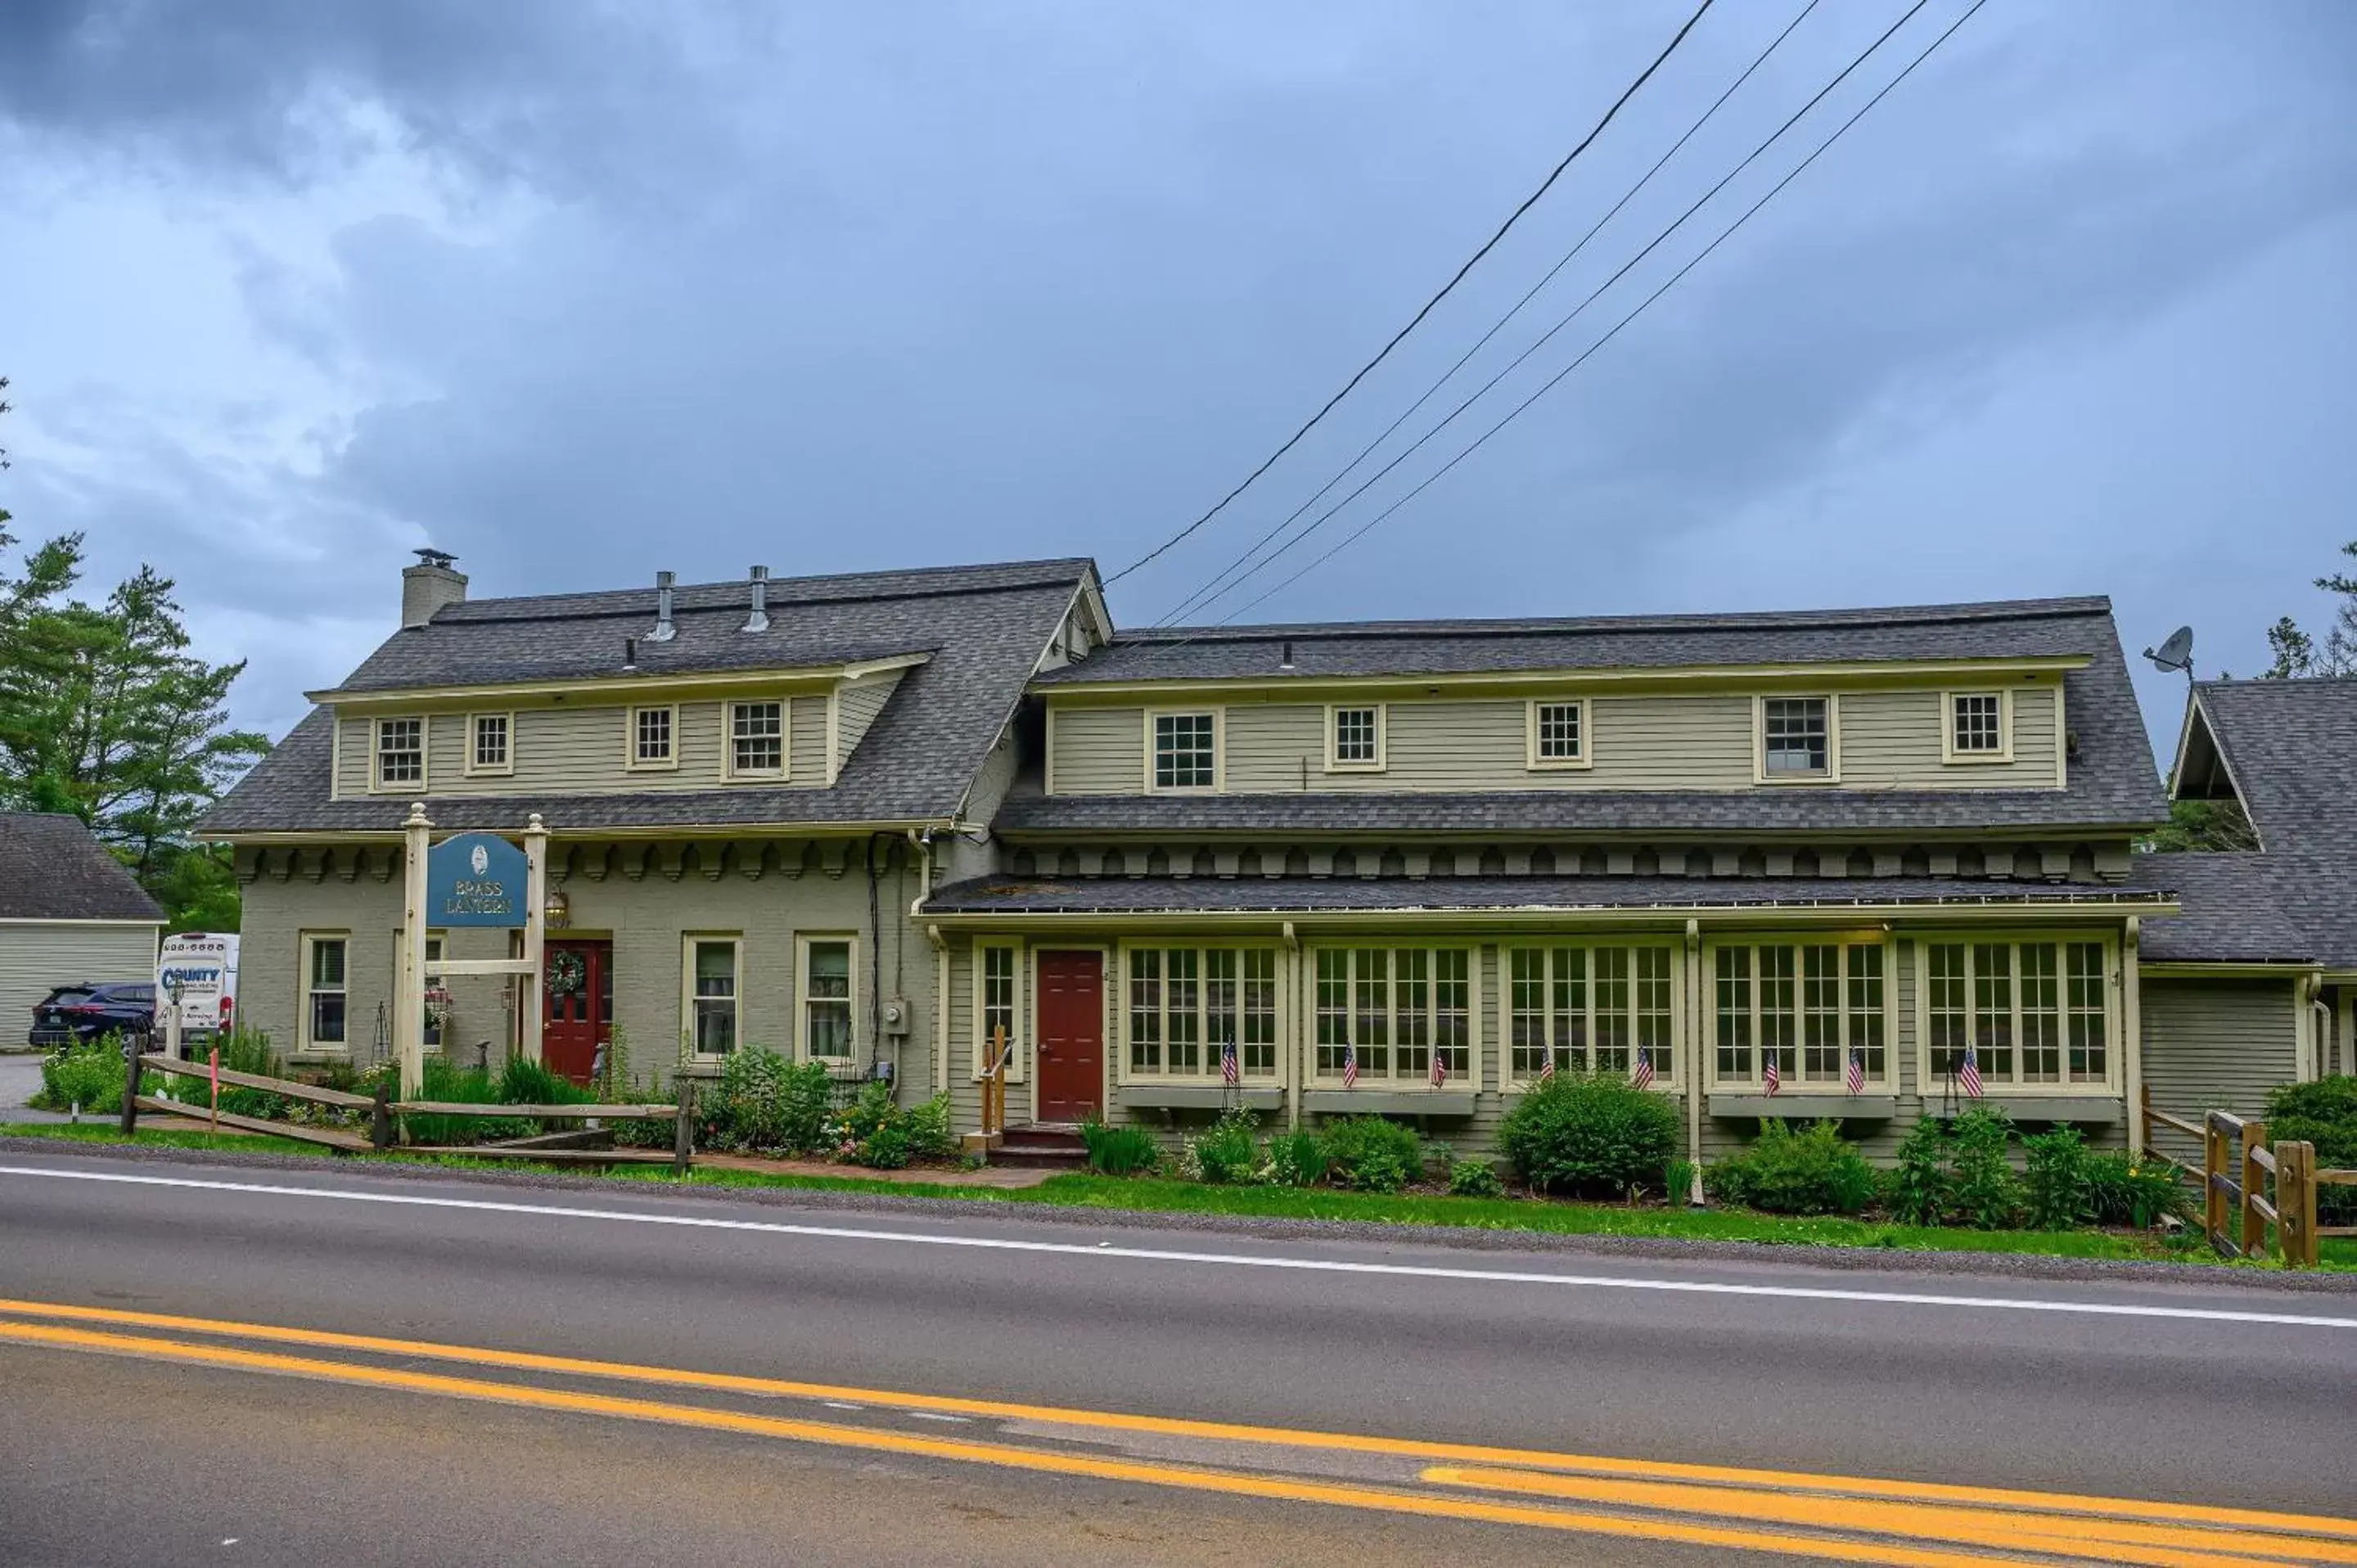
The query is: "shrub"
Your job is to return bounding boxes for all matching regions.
[2266,1075,2357,1226]
[1882,1117,1950,1225]
[1188,1107,1260,1184]
[38,1039,134,1115]
[1262,1129,1330,1187]
[2083,1150,2193,1228]
[1665,1157,1698,1205]
[1321,1115,1424,1193]
[1710,1121,1876,1215]
[1080,1117,1160,1177]
[701,1048,834,1156]
[403,1058,535,1144]
[1497,1071,1680,1198]
[1448,1159,1507,1199]
[496,1056,595,1108]
[2021,1125,2096,1230]
[836,1081,957,1169]
[164,1027,290,1119]
[1945,1106,2024,1230]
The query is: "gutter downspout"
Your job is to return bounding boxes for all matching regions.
[1686,917,1705,1206]
[2123,917,2143,1158]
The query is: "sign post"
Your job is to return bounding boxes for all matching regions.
[399,808,543,1096]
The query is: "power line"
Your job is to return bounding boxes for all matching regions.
[1188,0,1991,634]
[1155,0,1825,628]
[1100,0,1717,589]
[1160,0,1932,627]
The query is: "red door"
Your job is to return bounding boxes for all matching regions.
[543,939,611,1084]
[1034,951,1104,1123]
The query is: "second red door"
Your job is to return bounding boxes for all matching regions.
[1034,950,1104,1123]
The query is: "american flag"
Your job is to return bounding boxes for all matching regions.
[1763,1051,1781,1097]
[1845,1048,1864,1096]
[1430,1050,1449,1088]
[1537,1055,1556,1085]
[1220,1039,1239,1087]
[1631,1054,1654,1091]
[1960,1044,1984,1099]
[1342,1041,1359,1088]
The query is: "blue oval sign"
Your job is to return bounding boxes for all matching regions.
[426,831,530,928]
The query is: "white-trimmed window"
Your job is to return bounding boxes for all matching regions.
[375,718,424,789]
[467,713,512,776]
[1527,699,1589,768]
[629,705,677,770]
[1327,705,1385,771]
[1759,696,1835,781]
[1124,946,1279,1080]
[1944,691,2012,763]
[1923,938,2111,1088]
[974,942,1021,1076]
[1312,947,1472,1085]
[1507,944,1676,1084]
[728,701,786,778]
[683,935,741,1057]
[1150,710,1218,791]
[1710,939,1886,1089]
[800,935,856,1061]
[300,933,349,1051]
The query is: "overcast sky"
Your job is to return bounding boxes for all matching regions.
[3,1,2352,757]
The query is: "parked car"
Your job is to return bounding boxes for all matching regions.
[29,982,155,1049]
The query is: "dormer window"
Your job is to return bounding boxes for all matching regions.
[1944,691,2012,763]
[375,718,424,788]
[728,701,785,778]
[1327,705,1385,771]
[1151,711,1218,791]
[1760,696,1833,781]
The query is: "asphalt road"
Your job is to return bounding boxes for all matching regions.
[2,1149,2355,1567]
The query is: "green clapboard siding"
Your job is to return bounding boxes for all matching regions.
[0,923,160,1047]
[1049,706,1144,794]
[832,671,906,776]
[2142,976,2300,1123]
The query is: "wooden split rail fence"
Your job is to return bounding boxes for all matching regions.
[2142,1088,2355,1266]
[126,1051,698,1174]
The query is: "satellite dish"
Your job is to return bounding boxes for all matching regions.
[2143,625,2195,678]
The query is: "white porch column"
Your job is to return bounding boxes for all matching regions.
[523,813,548,1066]
[398,802,433,1096]
[2122,917,2143,1159]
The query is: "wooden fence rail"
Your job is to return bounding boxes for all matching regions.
[124,1049,696,1173]
[2142,1088,2345,1266]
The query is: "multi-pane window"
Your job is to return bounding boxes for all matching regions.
[1711,940,1883,1087]
[632,705,674,767]
[801,937,854,1060]
[303,935,348,1049]
[980,945,1017,1065]
[1531,701,1584,764]
[375,719,423,787]
[1152,712,1217,790]
[1926,939,2109,1087]
[1329,706,1382,768]
[1508,945,1674,1082]
[687,938,739,1057]
[730,701,784,777]
[1313,947,1471,1084]
[471,714,510,773]
[1125,947,1279,1079]
[1761,696,1830,777]
[1949,692,2006,757]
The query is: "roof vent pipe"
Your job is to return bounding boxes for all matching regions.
[623,637,638,670]
[1279,638,1295,670]
[649,570,677,642]
[743,565,770,633]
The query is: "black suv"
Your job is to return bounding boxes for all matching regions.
[29,982,155,1049]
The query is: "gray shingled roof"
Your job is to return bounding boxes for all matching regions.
[202,559,1093,835]
[2132,853,2320,966]
[2150,680,2357,968]
[926,873,2167,917]
[1034,596,2117,684]
[0,813,166,921]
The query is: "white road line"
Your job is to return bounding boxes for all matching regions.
[4,1162,2353,1331]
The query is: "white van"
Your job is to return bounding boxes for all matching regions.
[156,933,241,1049]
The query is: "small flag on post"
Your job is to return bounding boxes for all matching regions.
[1960,1044,1984,1100]
[1342,1041,1359,1089]
[1220,1039,1239,1087]
[1631,1054,1654,1091]
[1763,1051,1781,1097]
[1845,1048,1864,1096]
[1431,1050,1449,1088]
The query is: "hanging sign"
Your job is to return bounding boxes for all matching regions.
[424,831,530,928]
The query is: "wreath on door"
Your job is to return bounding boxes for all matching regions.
[547,949,588,998]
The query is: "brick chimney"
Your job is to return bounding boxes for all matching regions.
[402,548,467,629]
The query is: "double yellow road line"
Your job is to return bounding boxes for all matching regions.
[2,1295,2350,1566]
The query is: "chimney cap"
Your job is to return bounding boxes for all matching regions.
[412,547,458,570]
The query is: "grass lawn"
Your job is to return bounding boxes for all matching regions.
[7,1122,2350,1271]
[0,1121,334,1158]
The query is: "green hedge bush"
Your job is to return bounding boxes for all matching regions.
[2266,1075,2357,1225]
[1262,1129,1329,1187]
[1448,1159,1507,1199]
[836,1080,957,1169]
[1708,1120,1875,1215]
[1187,1107,1260,1183]
[1320,1115,1424,1192]
[701,1048,835,1156]
[1498,1071,1679,1198]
